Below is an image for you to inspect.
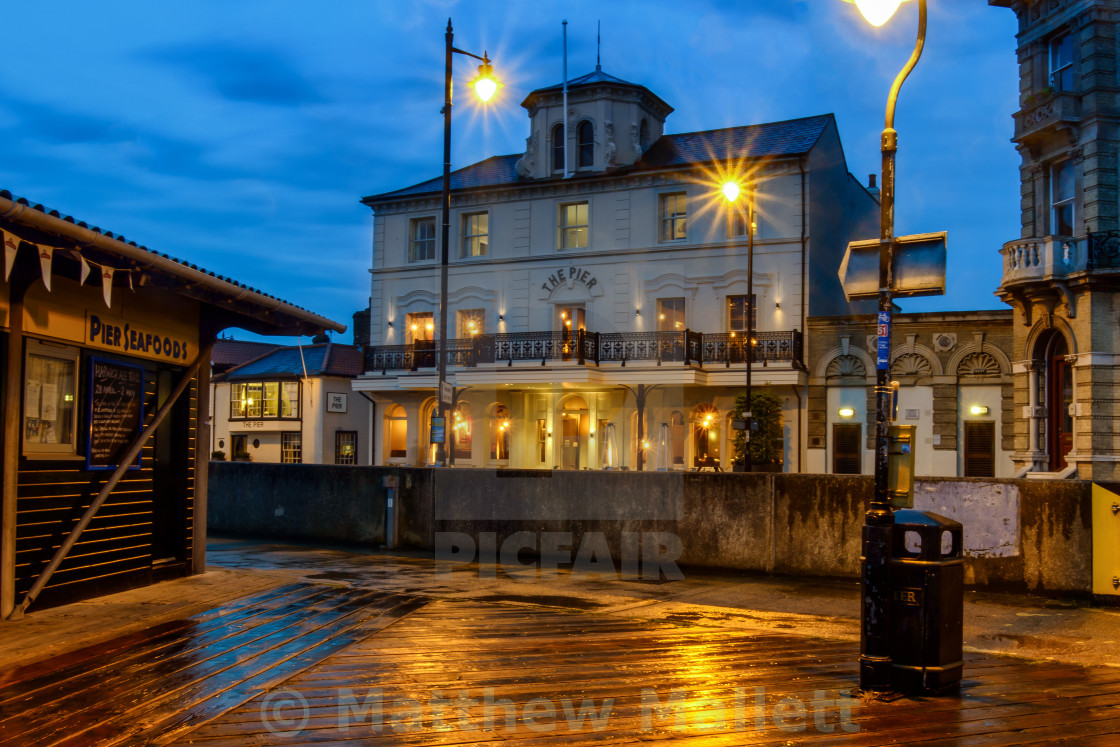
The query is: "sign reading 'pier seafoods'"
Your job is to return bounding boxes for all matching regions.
[87,313,192,364]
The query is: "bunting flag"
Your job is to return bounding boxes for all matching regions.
[2,230,18,281]
[128,269,134,291]
[38,245,53,292]
[78,253,91,286]
[101,266,115,308]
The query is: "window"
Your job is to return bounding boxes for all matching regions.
[727,295,757,334]
[460,212,488,258]
[577,120,594,167]
[1050,33,1074,92]
[558,202,589,250]
[551,123,565,172]
[386,405,407,459]
[639,119,650,152]
[281,432,302,464]
[457,309,485,338]
[729,207,757,239]
[405,312,434,343]
[491,405,511,460]
[537,418,548,463]
[963,421,995,478]
[23,341,79,455]
[335,431,357,465]
[660,192,687,242]
[408,217,436,262]
[230,381,300,420]
[833,423,862,474]
[1051,160,1075,236]
[452,403,472,460]
[657,297,685,331]
[557,306,585,332]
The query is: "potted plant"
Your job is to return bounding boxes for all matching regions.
[210,450,226,461]
[232,449,252,462]
[730,390,784,472]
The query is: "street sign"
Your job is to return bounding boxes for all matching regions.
[838,231,948,301]
[731,418,747,431]
[440,381,453,406]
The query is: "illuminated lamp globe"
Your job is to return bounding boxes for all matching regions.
[471,61,500,102]
[847,0,906,27]
[721,182,740,203]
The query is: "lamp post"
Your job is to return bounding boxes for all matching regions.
[844,0,927,692]
[435,19,499,466]
[722,181,754,472]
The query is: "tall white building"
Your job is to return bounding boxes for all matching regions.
[354,67,878,471]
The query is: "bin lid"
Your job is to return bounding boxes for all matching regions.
[892,509,962,530]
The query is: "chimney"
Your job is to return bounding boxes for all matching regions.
[867,174,880,200]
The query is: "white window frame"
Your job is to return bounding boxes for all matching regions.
[460,212,489,258]
[1049,33,1074,92]
[660,192,688,242]
[281,431,302,464]
[557,201,589,250]
[657,297,686,332]
[408,216,436,262]
[1050,160,1075,237]
[23,339,81,457]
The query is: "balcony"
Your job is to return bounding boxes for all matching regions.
[1012,92,1080,147]
[1000,236,1082,285]
[364,329,803,373]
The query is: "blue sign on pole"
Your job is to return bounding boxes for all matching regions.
[876,311,891,371]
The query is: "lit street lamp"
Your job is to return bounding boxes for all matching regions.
[434,19,500,467]
[723,180,754,472]
[843,0,927,692]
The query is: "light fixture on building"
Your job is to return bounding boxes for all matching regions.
[970,405,989,416]
[635,309,640,316]
[838,407,856,418]
[498,314,504,321]
[387,321,393,328]
[775,301,781,309]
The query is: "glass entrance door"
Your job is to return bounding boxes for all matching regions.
[560,410,589,469]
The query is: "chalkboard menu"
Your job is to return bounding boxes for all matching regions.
[86,357,145,470]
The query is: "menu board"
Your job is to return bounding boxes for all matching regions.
[86,357,145,470]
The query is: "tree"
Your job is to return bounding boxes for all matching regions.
[731,390,784,468]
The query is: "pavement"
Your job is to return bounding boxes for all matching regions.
[7,534,1107,671]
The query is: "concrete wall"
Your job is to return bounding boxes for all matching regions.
[208,463,1093,595]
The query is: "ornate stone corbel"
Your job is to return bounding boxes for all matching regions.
[1053,280,1076,318]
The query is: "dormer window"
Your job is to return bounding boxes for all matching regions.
[578,121,594,168]
[551,123,564,173]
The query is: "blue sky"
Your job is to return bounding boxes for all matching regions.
[0,1,1019,343]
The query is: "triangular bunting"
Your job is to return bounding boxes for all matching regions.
[2,230,18,281]
[128,269,134,291]
[78,254,91,285]
[38,245,53,292]
[101,266,115,308]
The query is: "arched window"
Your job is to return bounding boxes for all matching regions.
[551,123,565,172]
[578,121,594,167]
[452,402,472,460]
[490,405,511,460]
[385,405,407,460]
[639,119,651,152]
[691,405,721,469]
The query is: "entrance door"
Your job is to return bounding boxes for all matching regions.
[559,410,589,469]
[1048,347,1073,471]
[152,367,190,563]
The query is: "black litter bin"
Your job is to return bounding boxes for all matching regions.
[889,509,964,694]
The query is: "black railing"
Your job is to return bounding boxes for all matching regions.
[363,328,804,373]
[1088,230,1120,271]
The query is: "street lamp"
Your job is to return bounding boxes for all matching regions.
[434,19,500,467]
[844,0,926,693]
[723,180,754,473]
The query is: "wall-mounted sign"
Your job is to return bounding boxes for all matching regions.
[327,393,348,413]
[541,266,600,294]
[87,313,192,363]
[87,357,145,471]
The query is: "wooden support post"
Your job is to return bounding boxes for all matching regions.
[192,339,215,575]
[1,275,29,620]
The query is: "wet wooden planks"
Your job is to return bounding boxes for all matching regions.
[176,599,1120,746]
[0,582,424,746]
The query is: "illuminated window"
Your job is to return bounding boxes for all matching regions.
[457,309,485,338]
[386,405,407,459]
[405,312,434,343]
[490,404,511,460]
[23,340,79,456]
[460,212,488,258]
[660,192,687,242]
[335,431,357,465]
[229,381,300,420]
[408,217,436,262]
[657,298,685,331]
[452,403,473,460]
[577,120,594,167]
[558,202,589,250]
[727,295,757,333]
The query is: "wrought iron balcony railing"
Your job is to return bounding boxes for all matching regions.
[364,328,803,373]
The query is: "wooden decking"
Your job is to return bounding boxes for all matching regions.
[1,582,1119,745]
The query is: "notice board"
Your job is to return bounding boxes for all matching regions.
[87,357,145,470]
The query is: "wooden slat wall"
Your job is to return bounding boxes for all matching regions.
[14,366,197,608]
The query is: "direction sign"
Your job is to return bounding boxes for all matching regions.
[838,232,948,301]
[440,381,453,406]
